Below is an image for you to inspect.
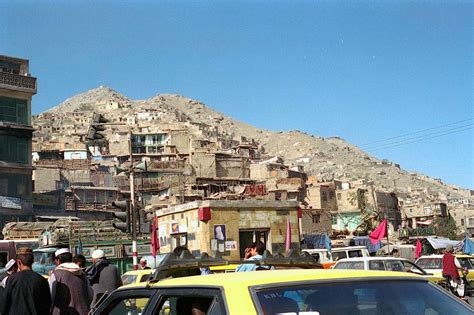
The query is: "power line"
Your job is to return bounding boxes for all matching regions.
[366,126,473,152]
[363,123,473,150]
[360,117,474,147]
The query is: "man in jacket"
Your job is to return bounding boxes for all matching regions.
[0,247,51,315]
[49,248,93,315]
[85,249,122,306]
[442,245,461,281]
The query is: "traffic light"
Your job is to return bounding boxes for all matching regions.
[112,200,130,233]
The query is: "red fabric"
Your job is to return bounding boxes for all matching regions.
[369,219,387,245]
[285,217,291,252]
[151,216,159,257]
[442,252,460,279]
[415,240,423,258]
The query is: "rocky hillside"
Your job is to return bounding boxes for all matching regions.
[35,86,471,198]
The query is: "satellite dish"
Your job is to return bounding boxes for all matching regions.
[182,164,193,176]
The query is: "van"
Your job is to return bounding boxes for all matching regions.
[303,246,370,268]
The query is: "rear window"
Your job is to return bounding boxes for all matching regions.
[252,280,472,315]
[333,261,364,270]
[348,250,364,258]
[121,274,137,286]
[416,258,442,269]
[458,258,473,269]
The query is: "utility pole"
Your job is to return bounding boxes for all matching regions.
[128,128,138,270]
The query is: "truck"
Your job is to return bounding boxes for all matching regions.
[29,219,152,275]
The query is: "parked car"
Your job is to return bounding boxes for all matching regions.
[333,256,443,283]
[415,254,474,282]
[91,269,473,314]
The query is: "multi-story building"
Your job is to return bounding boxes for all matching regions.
[0,55,36,230]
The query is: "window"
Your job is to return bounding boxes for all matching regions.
[0,135,29,164]
[369,261,386,270]
[252,281,473,315]
[312,214,320,224]
[321,191,327,202]
[154,289,225,315]
[171,233,187,250]
[415,258,442,269]
[0,96,28,125]
[385,261,404,272]
[334,261,364,270]
[348,250,364,258]
[468,217,474,226]
[331,215,337,225]
[337,193,341,200]
[98,290,153,315]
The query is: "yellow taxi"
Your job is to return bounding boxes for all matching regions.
[415,254,474,281]
[120,269,154,287]
[92,269,473,314]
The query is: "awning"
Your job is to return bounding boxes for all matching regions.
[426,236,461,250]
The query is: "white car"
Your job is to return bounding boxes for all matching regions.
[333,257,443,283]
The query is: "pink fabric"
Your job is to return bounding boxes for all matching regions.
[415,240,423,258]
[151,216,160,257]
[369,219,387,245]
[285,217,291,252]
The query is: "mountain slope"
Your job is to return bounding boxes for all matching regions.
[35,86,471,198]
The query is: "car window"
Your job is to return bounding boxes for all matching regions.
[153,288,225,315]
[348,250,363,258]
[369,261,385,271]
[385,261,405,272]
[332,251,347,261]
[401,260,426,275]
[416,258,442,269]
[121,275,137,286]
[99,291,154,315]
[334,261,364,270]
[457,258,473,269]
[140,274,151,282]
[252,280,473,315]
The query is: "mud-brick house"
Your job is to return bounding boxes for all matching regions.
[153,200,300,259]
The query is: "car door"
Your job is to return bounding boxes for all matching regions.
[152,287,227,315]
[93,288,158,315]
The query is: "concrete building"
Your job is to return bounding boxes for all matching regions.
[301,183,337,234]
[0,55,37,231]
[153,200,300,259]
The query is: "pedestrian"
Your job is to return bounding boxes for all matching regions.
[236,241,271,272]
[442,245,461,283]
[73,254,87,270]
[0,259,17,288]
[85,249,122,306]
[0,247,52,315]
[49,248,93,315]
[140,257,151,270]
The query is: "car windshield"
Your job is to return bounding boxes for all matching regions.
[458,257,473,269]
[253,280,472,314]
[416,258,442,269]
[121,274,137,286]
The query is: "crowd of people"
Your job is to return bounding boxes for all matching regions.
[0,247,122,315]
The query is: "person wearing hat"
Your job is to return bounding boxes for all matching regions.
[0,259,17,288]
[0,247,51,314]
[442,245,461,282]
[49,248,93,315]
[85,249,122,306]
[140,257,151,270]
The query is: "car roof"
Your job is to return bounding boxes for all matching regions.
[122,270,154,276]
[123,269,425,290]
[335,257,408,262]
[417,255,473,259]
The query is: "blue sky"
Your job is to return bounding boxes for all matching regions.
[1,1,472,188]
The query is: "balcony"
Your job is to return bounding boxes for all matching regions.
[0,71,37,94]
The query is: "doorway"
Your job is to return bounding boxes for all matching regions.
[239,229,269,258]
